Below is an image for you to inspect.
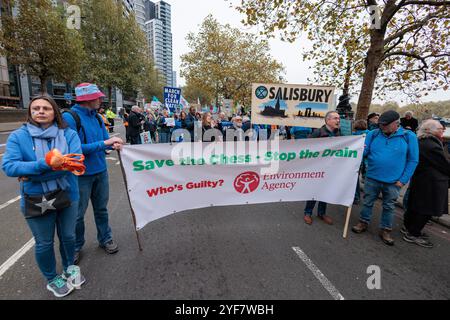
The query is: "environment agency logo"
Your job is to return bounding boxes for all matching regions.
[255,86,268,100]
[234,172,260,194]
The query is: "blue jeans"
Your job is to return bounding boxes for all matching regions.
[26,201,78,281]
[76,170,113,252]
[159,132,170,143]
[402,187,410,211]
[359,177,401,230]
[304,201,327,216]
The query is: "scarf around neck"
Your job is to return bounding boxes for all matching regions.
[26,123,70,193]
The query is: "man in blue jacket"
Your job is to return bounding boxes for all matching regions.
[63,83,124,263]
[352,110,419,246]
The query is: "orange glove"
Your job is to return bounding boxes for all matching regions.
[45,149,86,176]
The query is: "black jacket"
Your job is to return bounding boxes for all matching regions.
[408,136,450,216]
[309,125,341,138]
[128,111,144,137]
[400,117,419,133]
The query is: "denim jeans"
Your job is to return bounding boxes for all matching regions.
[359,177,401,230]
[304,201,327,216]
[26,201,78,281]
[76,170,113,252]
[402,187,410,211]
[159,132,170,143]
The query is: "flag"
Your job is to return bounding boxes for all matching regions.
[152,96,160,102]
[180,95,190,110]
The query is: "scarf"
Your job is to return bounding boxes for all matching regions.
[27,123,70,193]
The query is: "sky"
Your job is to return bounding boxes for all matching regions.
[168,0,450,107]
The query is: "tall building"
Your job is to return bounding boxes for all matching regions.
[122,0,135,17]
[134,0,146,30]
[144,1,173,87]
[172,71,177,87]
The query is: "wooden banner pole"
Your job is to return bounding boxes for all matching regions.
[117,150,143,251]
[343,206,352,239]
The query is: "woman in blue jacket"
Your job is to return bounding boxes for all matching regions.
[2,95,85,298]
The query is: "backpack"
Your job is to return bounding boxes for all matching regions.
[63,109,103,144]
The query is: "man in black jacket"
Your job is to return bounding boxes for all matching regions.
[185,106,198,142]
[128,106,145,145]
[303,111,341,225]
[400,111,419,133]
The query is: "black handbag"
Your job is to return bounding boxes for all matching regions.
[23,188,71,219]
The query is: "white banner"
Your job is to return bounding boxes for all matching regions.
[251,83,335,128]
[120,136,364,230]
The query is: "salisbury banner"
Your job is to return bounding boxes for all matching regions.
[251,83,336,128]
[120,136,364,231]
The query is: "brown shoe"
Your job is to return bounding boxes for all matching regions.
[304,215,313,225]
[352,222,368,233]
[379,229,394,246]
[318,215,333,225]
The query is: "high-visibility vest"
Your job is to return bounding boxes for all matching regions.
[99,113,110,130]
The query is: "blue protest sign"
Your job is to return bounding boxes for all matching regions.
[164,87,181,112]
[64,93,73,100]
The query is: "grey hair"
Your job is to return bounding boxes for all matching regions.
[417,119,442,139]
[405,110,413,117]
[131,105,141,112]
[325,111,339,120]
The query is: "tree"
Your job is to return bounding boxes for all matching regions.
[0,0,85,93]
[180,15,284,108]
[139,57,166,103]
[182,81,214,106]
[78,0,149,108]
[233,0,450,119]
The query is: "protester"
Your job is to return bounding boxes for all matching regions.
[143,109,157,143]
[98,106,110,133]
[400,111,419,133]
[352,120,369,205]
[2,95,86,297]
[157,109,172,143]
[105,107,116,133]
[123,110,130,143]
[402,120,450,248]
[290,126,313,139]
[128,106,145,145]
[303,111,341,225]
[62,83,122,264]
[352,110,419,246]
[185,106,198,142]
[367,112,380,131]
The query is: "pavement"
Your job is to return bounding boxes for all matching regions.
[0,122,24,133]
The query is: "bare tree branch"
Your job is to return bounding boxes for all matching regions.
[402,1,450,6]
[384,10,443,44]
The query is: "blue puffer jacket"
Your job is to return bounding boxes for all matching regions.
[364,127,419,184]
[2,125,82,210]
[62,105,110,176]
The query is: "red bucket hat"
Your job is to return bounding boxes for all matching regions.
[75,83,106,102]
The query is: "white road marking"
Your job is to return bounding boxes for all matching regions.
[0,238,35,278]
[0,143,5,147]
[115,161,120,165]
[292,247,345,300]
[0,196,21,211]
[106,157,117,161]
